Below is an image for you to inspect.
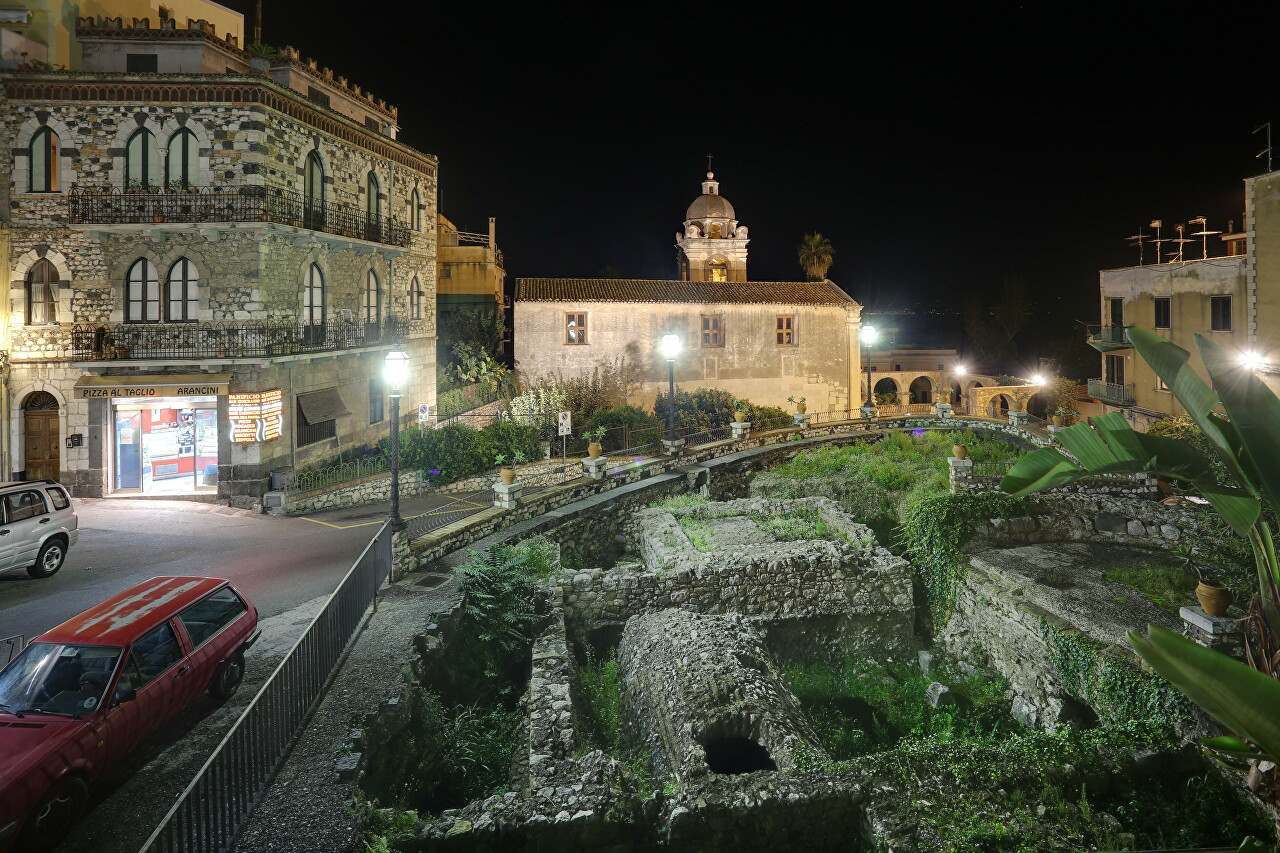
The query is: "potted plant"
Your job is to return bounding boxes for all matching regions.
[495,450,526,485]
[583,427,605,459]
[952,443,968,459]
[1173,545,1233,617]
[732,398,749,423]
[1052,406,1078,427]
[787,395,807,414]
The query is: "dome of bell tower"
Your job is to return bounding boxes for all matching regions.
[685,172,736,221]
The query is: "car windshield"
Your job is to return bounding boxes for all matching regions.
[0,642,122,717]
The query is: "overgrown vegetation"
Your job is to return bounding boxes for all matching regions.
[1102,561,1197,613]
[569,649,653,791]
[654,387,785,432]
[374,420,540,486]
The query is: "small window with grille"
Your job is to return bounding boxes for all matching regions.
[776,315,796,346]
[701,314,723,347]
[565,312,588,345]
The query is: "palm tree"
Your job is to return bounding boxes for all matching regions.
[797,233,835,281]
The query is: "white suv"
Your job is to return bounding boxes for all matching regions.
[0,480,78,579]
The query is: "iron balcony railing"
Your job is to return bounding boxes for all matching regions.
[1086,324,1132,351]
[68,185,412,247]
[1088,378,1136,406]
[70,316,421,361]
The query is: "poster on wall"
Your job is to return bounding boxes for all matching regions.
[229,390,283,442]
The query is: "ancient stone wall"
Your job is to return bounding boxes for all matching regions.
[974,495,1207,549]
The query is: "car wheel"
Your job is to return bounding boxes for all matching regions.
[18,775,88,851]
[211,652,245,702]
[27,539,66,579]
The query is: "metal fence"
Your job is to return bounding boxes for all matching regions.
[520,462,582,493]
[281,455,390,495]
[405,489,495,540]
[70,316,420,361]
[69,185,412,247]
[876,403,936,416]
[681,425,733,447]
[605,442,663,475]
[140,524,393,853]
[1,634,23,668]
[753,415,796,433]
[809,408,859,425]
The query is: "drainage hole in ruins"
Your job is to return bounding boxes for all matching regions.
[703,737,778,774]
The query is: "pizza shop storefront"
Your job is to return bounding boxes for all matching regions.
[74,374,231,496]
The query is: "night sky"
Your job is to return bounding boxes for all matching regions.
[229,2,1273,359]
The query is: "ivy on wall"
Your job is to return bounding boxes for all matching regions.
[1039,620,1192,730]
[900,492,1027,631]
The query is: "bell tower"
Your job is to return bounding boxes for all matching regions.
[675,172,749,282]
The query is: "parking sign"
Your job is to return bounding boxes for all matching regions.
[558,411,572,436]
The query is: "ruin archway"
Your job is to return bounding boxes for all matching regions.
[703,737,778,775]
[908,375,933,404]
[873,377,899,405]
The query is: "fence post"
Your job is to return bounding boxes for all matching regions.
[1008,410,1029,427]
[661,438,685,457]
[493,481,523,509]
[731,419,751,440]
[859,405,878,420]
[582,456,607,480]
[792,412,811,429]
[948,456,974,493]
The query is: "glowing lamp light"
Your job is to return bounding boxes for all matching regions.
[862,324,879,345]
[383,349,410,389]
[1239,351,1266,371]
[660,333,681,360]
[1031,374,1046,386]
[955,364,968,376]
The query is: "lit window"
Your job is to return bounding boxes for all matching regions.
[364,270,381,325]
[776,315,796,346]
[29,127,58,193]
[708,260,728,282]
[304,263,325,325]
[369,370,384,425]
[701,314,723,347]
[26,259,57,325]
[125,128,155,188]
[409,276,423,319]
[126,258,160,323]
[566,312,588,345]
[1210,295,1232,331]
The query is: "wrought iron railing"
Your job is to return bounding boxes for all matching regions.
[68,185,412,247]
[405,489,495,540]
[682,425,733,447]
[141,524,392,853]
[1088,378,1136,406]
[810,408,860,424]
[1086,324,1132,349]
[70,316,420,360]
[605,442,663,475]
[282,455,391,495]
[753,415,796,432]
[520,462,581,492]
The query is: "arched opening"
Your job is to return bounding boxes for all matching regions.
[304,151,325,229]
[1027,392,1048,419]
[125,127,156,188]
[873,377,899,405]
[949,380,962,405]
[908,375,933,404]
[23,391,60,481]
[1056,696,1100,731]
[165,127,199,189]
[988,393,1013,418]
[363,269,381,337]
[26,259,58,325]
[707,259,728,282]
[703,737,777,775]
[30,127,58,193]
[303,263,325,345]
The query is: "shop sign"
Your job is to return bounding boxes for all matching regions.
[229,389,283,442]
[73,374,231,399]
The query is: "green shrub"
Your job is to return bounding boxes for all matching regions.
[377,420,539,486]
[586,405,664,451]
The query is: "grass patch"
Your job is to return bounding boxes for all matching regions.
[570,649,654,792]
[1102,562,1196,613]
[753,508,829,541]
[678,516,714,551]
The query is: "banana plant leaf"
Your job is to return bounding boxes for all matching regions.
[1128,624,1280,763]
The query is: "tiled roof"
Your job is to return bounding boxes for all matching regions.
[515,278,857,306]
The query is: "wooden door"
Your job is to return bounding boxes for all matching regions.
[25,410,59,481]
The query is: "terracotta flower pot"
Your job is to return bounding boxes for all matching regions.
[499,467,516,485]
[1052,415,1066,427]
[1195,581,1232,616]
[952,444,968,459]
[734,411,748,423]
[588,442,602,459]
[796,402,807,414]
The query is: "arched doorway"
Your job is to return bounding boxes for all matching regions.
[949,380,962,405]
[23,391,59,481]
[908,376,933,404]
[1027,392,1048,419]
[873,377,899,405]
[987,393,1013,419]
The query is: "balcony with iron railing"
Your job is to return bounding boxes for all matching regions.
[68,185,412,247]
[1086,324,1132,352]
[69,316,422,362]
[1087,378,1135,406]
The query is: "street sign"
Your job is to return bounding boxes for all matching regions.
[418,403,431,422]
[557,411,572,436]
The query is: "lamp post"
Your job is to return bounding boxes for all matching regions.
[954,364,967,411]
[660,333,681,441]
[383,348,409,532]
[862,324,879,407]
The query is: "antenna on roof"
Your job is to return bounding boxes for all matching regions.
[1125,226,1148,266]
[1189,215,1221,260]
[1255,122,1273,173]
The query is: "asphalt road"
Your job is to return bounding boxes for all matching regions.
[0,498,379,646]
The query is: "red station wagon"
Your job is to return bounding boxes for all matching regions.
[0,576,259,851]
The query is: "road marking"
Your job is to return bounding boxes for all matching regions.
[299,499,490,530]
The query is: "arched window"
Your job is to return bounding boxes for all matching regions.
[303,263,325,325]
[166,258,199,321]
[409,276,423,319]
[125,128,156,188]
[304,151,325,229]
[165,127,199,189]
[29,127,58,193]
[126,258,160,323]
[26,259,58,325]
[363,269,381,325]
[366,172,381,219]
[708,260,728,283]
[410,189,422,231]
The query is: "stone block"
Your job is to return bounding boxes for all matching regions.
[1180,605,1241,636]
[661,438,685,456]
[1094,512,1128,534]
[581,456,608,480]
[731,421,751,439]
[792,413,811,429]
[860,405,878,420]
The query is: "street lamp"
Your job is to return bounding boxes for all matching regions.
[384,348,409,532]
[1031,373,1046,386]
[660,333,681,440]
[1239,351,1265,371]
[862,324,879,408]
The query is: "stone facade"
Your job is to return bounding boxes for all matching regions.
[1,68,439,499]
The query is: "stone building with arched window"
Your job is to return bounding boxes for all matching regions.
[0,6,438,503]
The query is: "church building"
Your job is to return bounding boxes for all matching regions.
[514,172,866,412]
